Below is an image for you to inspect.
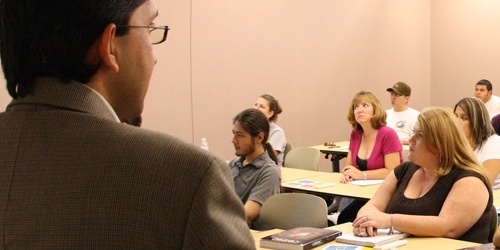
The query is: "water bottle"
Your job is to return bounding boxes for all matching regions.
[200,138,209,151]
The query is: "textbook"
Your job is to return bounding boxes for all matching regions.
[282,179,335,189]
[260,227,342,250]
[335,228,409,247]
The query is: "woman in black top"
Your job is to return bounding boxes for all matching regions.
[352,107,493,243]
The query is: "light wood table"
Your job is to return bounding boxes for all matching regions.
[311,141,349,172]
[253,222,480,249]
[281,171,380,200]
[493,189,500,209]
[311,141,410,173]
[281,167,325,182]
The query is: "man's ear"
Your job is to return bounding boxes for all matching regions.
[257,132,265,144]
[96,23,119,73]
[405,96,410,103]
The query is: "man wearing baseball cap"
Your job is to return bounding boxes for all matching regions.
[386,82,420,145]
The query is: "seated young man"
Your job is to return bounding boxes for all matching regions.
[229,108,281,230]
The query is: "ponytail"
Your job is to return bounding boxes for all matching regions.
[265,142,278,165]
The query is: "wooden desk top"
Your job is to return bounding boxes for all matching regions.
[282,165,500,210]
[253,222,480,249]
[281,169,379,199]
[493,189,500,208]
[281,167,325,182]
[283,169,500,204]
[310,141,350,154]
[311,141,410,154]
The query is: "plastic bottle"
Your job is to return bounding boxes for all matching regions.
[200,138,209,151]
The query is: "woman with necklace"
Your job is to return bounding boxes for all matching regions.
[332,91,402,224]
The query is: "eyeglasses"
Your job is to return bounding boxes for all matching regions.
[390,92,405,97]
[116,25,169,45]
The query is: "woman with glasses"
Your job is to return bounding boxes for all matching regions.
[352,107,492,243]
[454,97,500,189]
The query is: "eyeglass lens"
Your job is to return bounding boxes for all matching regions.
[150,27,168,45]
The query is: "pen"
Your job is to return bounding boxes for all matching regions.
[373,239,407,250]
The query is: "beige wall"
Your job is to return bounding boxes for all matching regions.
[431,0,500,107]
[1,1,496,171]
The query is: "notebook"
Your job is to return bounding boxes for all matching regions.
[335,229,409,247]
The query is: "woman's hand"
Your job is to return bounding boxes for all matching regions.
[341,165,363,183]
[352,212,392,237]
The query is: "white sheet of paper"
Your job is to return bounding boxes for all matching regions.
[348,179,384,186]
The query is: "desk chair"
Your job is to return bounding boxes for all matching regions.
[260,193,328,230]
[283,142,293,165]
[283,147,320,171]
[489,205,498,242]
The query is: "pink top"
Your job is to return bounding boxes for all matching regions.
[349,126,403,170]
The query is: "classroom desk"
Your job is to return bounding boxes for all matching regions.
[253,222,480,249]
[494,189,500,209]
[311,142,411,173]
[310,141,349,173]
[281,167,325,182]
[281,170,380,200]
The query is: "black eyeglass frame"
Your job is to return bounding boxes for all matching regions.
[116,25,169,45]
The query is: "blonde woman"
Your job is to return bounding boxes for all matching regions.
[353,107,492,243]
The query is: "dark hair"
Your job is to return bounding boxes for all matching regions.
[454,97,494,150]
[121,116,143,127]
[0,0,146,98]
[233,108,278,165]
[491,114,500,136]
[259,94,283,122]
[347,91,387,131]
[476,79,493,91]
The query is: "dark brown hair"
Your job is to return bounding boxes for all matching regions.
[0,0,145,98]
[233,108,278,165]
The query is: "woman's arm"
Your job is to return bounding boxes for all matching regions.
[483,159,500,186]
[340,150,357,183]
[352,170,398,236]
[494,225,500,248]
[343,152,400,181]
[359,170,398,213]
[353,176,489,238]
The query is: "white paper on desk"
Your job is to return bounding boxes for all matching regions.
[348,180,384,186]
[283,179,335,189]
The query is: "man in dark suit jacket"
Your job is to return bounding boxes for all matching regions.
[0,0,254,248]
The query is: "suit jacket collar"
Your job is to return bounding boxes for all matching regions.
[7,77,118,122]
